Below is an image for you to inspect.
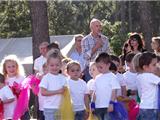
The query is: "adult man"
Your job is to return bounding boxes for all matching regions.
[81,18,110,81]
[34,41,49,74]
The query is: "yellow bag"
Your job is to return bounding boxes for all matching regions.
[59,87,74,120]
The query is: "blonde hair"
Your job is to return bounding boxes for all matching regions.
[66,61,81,72]
[1,55,25,78]
[74,34,84,41]
[132,53,142,73]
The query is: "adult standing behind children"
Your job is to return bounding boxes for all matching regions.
[81,18,110,81]
[34,42,49,74]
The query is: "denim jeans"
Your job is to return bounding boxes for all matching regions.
[38,110,45,120]
[21,111,30,120]
[44,108,59,120]
[137,109,158,120]
[94,108,111,120]
[74,110,85,120]
[83,66,92,82]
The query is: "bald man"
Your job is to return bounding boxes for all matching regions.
[81,18,110,81]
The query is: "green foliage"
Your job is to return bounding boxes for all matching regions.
[102,20,128,56]
[0,0,31,38]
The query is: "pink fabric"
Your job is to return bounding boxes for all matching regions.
[13,75,40,120]
[128,99,139,120]
[0,102,4,120]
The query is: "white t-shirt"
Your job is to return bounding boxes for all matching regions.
[93,72,120,108]
[137,73,160,109]
[116,72,126,96]
[0,85,16,119]
[5,75,25,87]
[123,71,137,90]
[67,78,89,111]
[38,92,45,111]
[34,55,46,74]
[39,73,66,109]
[87,79,95,92]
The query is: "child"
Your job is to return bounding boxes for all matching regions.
[93,52,120,120]
[36,63,48,120]
[135,52,160,120]
[0,73,15,120]
[66,61,89,120]
[39,52,66,120]
[110,55,127,97]
[1,55,30,119]
[61,57,72,77]
[151,37,160,56]
[87,62,100,95]
[123,52,138,100]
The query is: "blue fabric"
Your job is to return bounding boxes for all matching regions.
[109,101,128,120]
[74,110,85,120]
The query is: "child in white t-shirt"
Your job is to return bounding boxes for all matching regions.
[0,73,15,120]
[93,52,120,120]
[39,52,66,120]
[66,61,89,120]
[87,62,100,94]
[123,52,138,99]
[134,52,160,120]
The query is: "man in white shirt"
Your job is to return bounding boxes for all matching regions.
[34,42,49,74]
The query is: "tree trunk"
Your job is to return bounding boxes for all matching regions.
[29,1,50,61]
[139,1,152,51]
[29,1,49,118]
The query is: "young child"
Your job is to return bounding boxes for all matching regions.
[39,52,66,120]
[66,61,89,120]
[0,73,15,120]
[151,37,160,56]
[135,52,160,120]
[87,62,100,95]
[110,55,127,97]
[61,57,72,77]
[1,55,30,119]
[123,52,138,100]
[36,63,48,120]
[93,52,120,120]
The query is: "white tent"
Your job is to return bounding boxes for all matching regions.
[0,35,74,75]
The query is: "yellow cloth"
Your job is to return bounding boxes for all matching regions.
[59,87,74,120]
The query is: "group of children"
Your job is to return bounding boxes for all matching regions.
[0,36,160,120]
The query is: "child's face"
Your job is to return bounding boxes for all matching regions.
[96,62,110,74]
[5,61,18,77]
[89,64,100,78]
[67,64,81,80]
[47,58,61,75]
[144,58,157,73]
[151,40,159,51]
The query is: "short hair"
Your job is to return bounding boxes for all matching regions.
[47,42,60,51]
[39,42,49,48]
[110,55,120,63]
[0,73,5,84]
[66,61,81,72]
[152,37,160,52]
[109,62,117,72]
[95,52,111,64]
[139,52,157,71]
[90,18,102,29]
[125,52,136,63]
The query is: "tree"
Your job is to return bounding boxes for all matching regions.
[29,1,49,118]
[29,1,50,60]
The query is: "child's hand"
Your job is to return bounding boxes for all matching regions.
[57,87,65,94]
[108,104,114,112]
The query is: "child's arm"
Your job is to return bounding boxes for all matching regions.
[108,89,116,112]
[121,86,127,96]
[84,94,90,119]
[2,98,15,104]
[40,87,65,96]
